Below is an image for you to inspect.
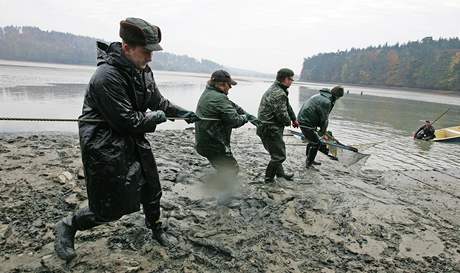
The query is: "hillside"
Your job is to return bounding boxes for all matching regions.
[300,37,460,91]
[0,26,224,74]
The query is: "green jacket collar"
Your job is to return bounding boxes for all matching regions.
[207,85,228,96]
[275,81,289,94]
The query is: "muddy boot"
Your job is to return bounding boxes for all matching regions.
[276,165,294,181]
[264,162,277,183]
[306,162,319,171]
[149,220,176,247]
[54,216,77,261]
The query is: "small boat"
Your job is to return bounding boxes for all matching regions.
[433,126,460,142]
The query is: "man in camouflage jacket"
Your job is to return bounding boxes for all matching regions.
[257,68,299,182]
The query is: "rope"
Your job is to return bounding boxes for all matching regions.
[0,116,219,122]
[0,117,104,123]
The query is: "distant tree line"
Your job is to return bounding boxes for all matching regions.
[300,37,460,91]
[0,26,223,73]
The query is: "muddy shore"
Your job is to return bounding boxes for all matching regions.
[0,129,459,273]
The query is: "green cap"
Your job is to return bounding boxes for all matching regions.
[119,17,162,51]
[276,68,295,81]
[211,70,237,85]
[331,86,344,98]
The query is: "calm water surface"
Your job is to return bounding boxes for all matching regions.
[1,60,459,171]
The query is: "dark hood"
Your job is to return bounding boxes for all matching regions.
[96,41,152,73]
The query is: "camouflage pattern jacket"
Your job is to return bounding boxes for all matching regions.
[257,81,296,127]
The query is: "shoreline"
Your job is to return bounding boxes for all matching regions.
[295,80,460,107]
[1,130,459,272]
[296,79,460,96]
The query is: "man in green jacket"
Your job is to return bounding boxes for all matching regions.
[257,68,299,183]
[297,86,344,168]
[195,70,256,201]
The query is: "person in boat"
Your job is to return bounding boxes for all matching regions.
[257,68,300,183]
[54,17,199,261]
[297,86,344,169]
[414,120,435,140]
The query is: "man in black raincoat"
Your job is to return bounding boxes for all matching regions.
[54,17,198,261]
[414,120,435,140]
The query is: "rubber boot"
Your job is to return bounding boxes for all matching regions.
[54,215,77,261]
[148,220,176,247]
[275,165,294,181]
[264,162,277,183]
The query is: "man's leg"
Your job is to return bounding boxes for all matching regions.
[54,207,113,261]
[206,152,240,205]
[301,128,321,167]
[140,165,176,247]
[260,129,288,182]
[142,192,173,247]
[208,153,239,175]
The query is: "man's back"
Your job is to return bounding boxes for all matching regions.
[195,85,246,154]
[297,89,333,129]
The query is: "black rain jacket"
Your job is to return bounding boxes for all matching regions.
[78,41,189,220]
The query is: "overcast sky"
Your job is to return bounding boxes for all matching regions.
[1,0,459,73]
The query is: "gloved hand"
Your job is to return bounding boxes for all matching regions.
[151,110,167,124]
[245,113,257,121]
[292,120,300,128]
[240,114,249,124]
[184,112,200,124]
[250,120,262,127]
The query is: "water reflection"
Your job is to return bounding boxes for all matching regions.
[1,61,459,171]
[296,86,460,171]
[298,86,460,135]
[414,139,434,153]
[1,83,86,101]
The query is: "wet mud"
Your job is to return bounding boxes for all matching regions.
[0,130,459,272]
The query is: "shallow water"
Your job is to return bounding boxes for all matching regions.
[1,60,459,171]
[298,88,460,171]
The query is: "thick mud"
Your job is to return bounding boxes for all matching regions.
[0,130,459,273]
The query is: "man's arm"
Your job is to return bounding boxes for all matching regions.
[414,125,424,139]
[147,80,198,122]
[317,101,330,134]
[231,101,246,115]
[287,98,296,121]
[271,91,291,126]
[92,73,166,135]
[231,101,259,125]
[219,96,248,128]
[287,98,299,128]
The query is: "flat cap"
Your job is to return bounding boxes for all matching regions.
[120,17,162,51]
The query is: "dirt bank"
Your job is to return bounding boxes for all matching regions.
[0,130,459,273]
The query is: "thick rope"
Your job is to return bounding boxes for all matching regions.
[0,116,219,122]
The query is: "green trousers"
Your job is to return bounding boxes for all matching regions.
[257,124,286,172]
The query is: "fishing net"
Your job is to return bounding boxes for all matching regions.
[330,146,370,166]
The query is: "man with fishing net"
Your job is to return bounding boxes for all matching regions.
[297,86,344,169]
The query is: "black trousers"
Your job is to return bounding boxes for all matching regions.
[301,127,320,165]
[205,152,239,176]
[69,183,161,231]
